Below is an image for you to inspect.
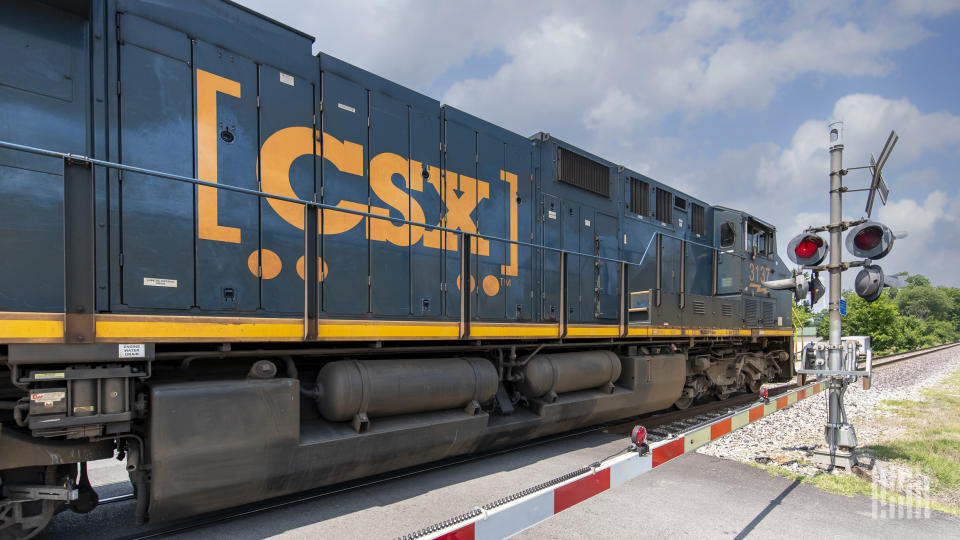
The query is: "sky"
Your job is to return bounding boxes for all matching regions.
[240,0,960,296]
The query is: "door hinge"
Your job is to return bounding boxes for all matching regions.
[119,253,124,267]
[117,80,121,95]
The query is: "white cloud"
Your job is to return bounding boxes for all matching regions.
[875,190,960,287]
[751,95,960,288]
[440,2,928,145]
[234,1,960,287]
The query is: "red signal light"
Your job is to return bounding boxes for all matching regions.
[630,425,647,446]
[795,238,820,259]
[853,226,883,251]
[787,233,827,266]
[846,221,895,260]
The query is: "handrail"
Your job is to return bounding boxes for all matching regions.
[0,140,741,268]
[2,138,765,341]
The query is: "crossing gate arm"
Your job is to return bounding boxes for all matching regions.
[399,380,827,540]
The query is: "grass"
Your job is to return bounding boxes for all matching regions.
[753,463,960,516]
[758,366,960,515]
[866,368,960,501]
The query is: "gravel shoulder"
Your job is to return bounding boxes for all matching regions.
[697,346,960,511]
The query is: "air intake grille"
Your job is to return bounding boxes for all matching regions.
[745,298,759,325]
[655,188,672,224]
[691,203,706,236]
[721,303,733,317]
[763,301,775,327]
[693,300,706,315]
[558,147,609,197]
[629,177,650,216]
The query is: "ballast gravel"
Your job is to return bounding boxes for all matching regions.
[697,346,960,479]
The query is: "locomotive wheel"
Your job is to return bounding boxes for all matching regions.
[0,466,60,540]
[673,396,694,410]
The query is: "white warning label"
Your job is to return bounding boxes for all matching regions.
[31,391,65,404]
[119,344,146,358]
[279,72,295,86]
[144,277,177,288]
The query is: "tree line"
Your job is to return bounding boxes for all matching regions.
[793,275,960,354]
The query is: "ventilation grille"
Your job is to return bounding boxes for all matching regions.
[763,301,776,327]
[629,177,650,216]
[721,303,734,317]
[744,298,759,325]
[655,188,672,224]
[693,300,706,315]
[558,147,609,197]
[674,196,687,210]
[691,203,706,236]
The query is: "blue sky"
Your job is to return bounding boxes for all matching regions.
[241,0,960,294]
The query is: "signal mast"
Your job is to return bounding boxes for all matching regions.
[764,122,905,468]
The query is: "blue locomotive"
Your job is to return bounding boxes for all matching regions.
[0,0,794,534]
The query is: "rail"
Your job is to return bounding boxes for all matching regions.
[0,139,761,342]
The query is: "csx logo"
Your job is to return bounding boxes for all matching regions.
[194,70,520,292]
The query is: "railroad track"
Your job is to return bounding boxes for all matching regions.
[865,341,960,370]
[86,342,958,539]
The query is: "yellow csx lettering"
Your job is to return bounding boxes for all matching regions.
[196,69,516,265]
[257,126,492,256]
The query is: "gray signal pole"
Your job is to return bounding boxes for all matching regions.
[770,123,899,469]
[817,122,858,468]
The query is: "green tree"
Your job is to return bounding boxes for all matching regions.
[896,283,951,320]
[940,287,960,331]
[922,318,958,346]
[893,316,926,351]
[816,292,900,352]
[792,298,814,329]
[906,274,931,287]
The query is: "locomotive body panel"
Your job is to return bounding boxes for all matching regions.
[0,0,797,342]
[0,1,798,534]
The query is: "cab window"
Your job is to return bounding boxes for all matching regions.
[747,221,773,257]
[719,222,736,248]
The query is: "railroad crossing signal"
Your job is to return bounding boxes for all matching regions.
[853,265,906,302]
[809,273,825,304]
[762,272,825,305]
[786,233,828,266]
[865,131,897,217]
[845,221,895,260]
[773,122,907,469]
[844,221,906,301]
